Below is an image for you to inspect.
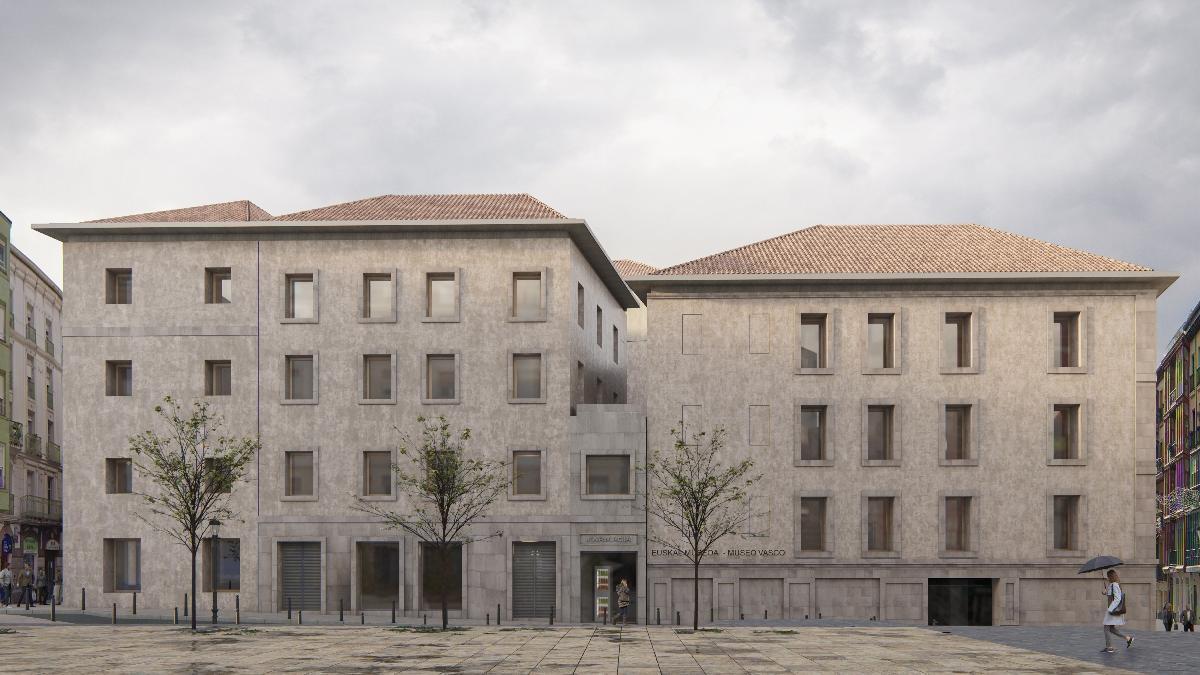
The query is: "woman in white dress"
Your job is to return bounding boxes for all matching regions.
[1102,568,1133,653]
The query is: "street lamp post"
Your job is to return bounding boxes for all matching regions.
[209,519,221,625]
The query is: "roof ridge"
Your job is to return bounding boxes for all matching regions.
[654,225,820,275]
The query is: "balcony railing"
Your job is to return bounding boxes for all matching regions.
[24,324,35,341]
[46,441,61,464]
[19,495,62,522]
[27,433,42,456]
[10,421,22,449]
[44,334,54,355]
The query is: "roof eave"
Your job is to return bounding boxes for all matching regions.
[33,218,639,310]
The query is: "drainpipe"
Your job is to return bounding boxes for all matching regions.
[644,414,649,625]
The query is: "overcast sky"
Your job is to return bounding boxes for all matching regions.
[1,1,1197,352]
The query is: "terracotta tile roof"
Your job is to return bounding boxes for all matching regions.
[653,224,1151,275]
[89,200,272,223]
[612,259,658,277]
[273,193,566,221]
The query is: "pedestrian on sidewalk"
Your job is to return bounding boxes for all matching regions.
[54,567,62,606]
[1102,569,1132,653]
[616,579,631,626]
[35,567,47,605]
[1160,602,1176,632]
[0,563,11,607]
[1182,606,1195,632]
[16,564,31,607]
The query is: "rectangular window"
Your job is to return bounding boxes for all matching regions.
[585,455,631,495]
[945,405,971,460]
[512,354,542,400]
[512,272,543,319]
[362,451,392,496]
[205,268,232,304]
[512,450,542,496]
[285,273,315,320]
[866,497,894,552]
[205,360,232,396]
[577,283,585,328]
[799,497,827,551]
[426,272,457,319]
[1053,495,1080,550]
[204,457,231,494]
[104,539,141,592]
[867,405,893,461]
[943,313,971,368]
[363,355,393,400]
[203,538,241,591]
[867,314,894,369]
[596,306,603,347]
[799,406,826,461]
[106,268,132,304]
[425,355,456,400]
[285,356,314,400]
[1053,404,1080,459]
[682,314,702,354]
[1053,312,1080,368]
[363,273,393,319]
[105,458,133,494]
[420,542,463,610]
[613,326,619,363]
[749,405,770,446]
[106,360,133,396]
[945,496,971,551]
[285,451,315,497]
[799,314,827,368]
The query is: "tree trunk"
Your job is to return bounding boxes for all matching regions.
[439,545,449,630]
[692,560,700,631]
[190,544,198,631]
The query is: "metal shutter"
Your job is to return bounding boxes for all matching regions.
[511,542,556,619]
[279,542,322,611]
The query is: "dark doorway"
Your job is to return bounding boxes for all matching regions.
[581,551,637,623]
[928,578,993,626]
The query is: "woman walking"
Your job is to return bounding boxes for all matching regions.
[616,579,631,626]
[1102,569,1133,653]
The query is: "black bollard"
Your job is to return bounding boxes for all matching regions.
[391,600,396,624]
[656,608,660,625]
[81,588,86,612]
[361,613,365,625]
[497,603,501,626]
[298,610,302,625]
[675,610,680,626]
[112,602,117,624]
[740,612,744,620]
[423,613,427,625]
[549,604,555,626]
[184,593,188,617]
[818,612,822,619]
[340,599,344,623]
[236,595,240,625]
[174,607,179,625]
[764,610,768,620]
[711,607,714,622]
[133,592,137,615]
[487,612,490,625]
[288,597,292,620]
[602,607,607,625]
[51,598,56,622]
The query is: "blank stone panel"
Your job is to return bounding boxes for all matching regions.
[682,404,703,441]
[682,314,702,354]
[749,404,770,446]
[748,313,770,354]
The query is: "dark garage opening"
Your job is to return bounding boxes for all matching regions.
[581,551,637,623]
[928,578,993,626]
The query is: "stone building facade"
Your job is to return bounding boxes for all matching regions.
[624,224,1173,629]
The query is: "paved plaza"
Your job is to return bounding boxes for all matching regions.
[0,612,1182,673]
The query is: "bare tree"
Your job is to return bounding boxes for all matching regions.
[128,396,259,630]
[355,415,508,629]
[646,425,760,630]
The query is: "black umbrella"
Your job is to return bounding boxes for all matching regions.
[1078,555,1123,574]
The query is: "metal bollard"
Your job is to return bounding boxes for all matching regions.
[133,592,137,615]
[711,607,714,622]
[675,611,680,626]
[288,597,292,620]
[235,595,240,625]
[340,599,344,623]
[391,600,396,624]
[298,610,302,625]
[184,593,188,617]
[174,607,179,625]
[740,612,744,620]
[361,613,365,625]
[656,608,660,625]
[549,604,555,626]
[51,599,56,622]
[602,607,607,625]
[423,613,427,625]
[764,610,768,620]
[82,588,86,612]
[487,612,490,625]
[112,603,117,624]
[497,603,501,626]
[818,612,822,619]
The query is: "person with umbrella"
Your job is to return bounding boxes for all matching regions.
[1079,556,1132,652]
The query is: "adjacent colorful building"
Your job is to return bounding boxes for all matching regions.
[0,210,15,567]
[1157,298,1200,613]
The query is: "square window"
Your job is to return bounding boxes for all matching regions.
[1053,312,1080,368]
[106,269,132,305]
[943,313,971,368]
[203,538,241,592]
[867,405,893,461]
[799,406,826,461]
[944,496,971,551]
[106,360,132,397]
[205,268,232,304]
[426,273,457,320]
[800,314,827,369]
[1053,404,1080,460]
[363,355,393,400]
[285,356,314,400]
[285,451,314,497]
[512,272,543,319]
[205,360,232,396]
[425,355,456,400]
[799,497,826,551]
[285,273,315,320]
[867,314,894,369]
[105,458,133,494]
[585,455,631,495]
[512,354,542,400]
[363,273,393,319]
[363,451,392,496]
[866,497,894,552]
[104,538,141,592]
[512,450,542,496]
[945,405,971,460]
[1053,495,1080,550]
